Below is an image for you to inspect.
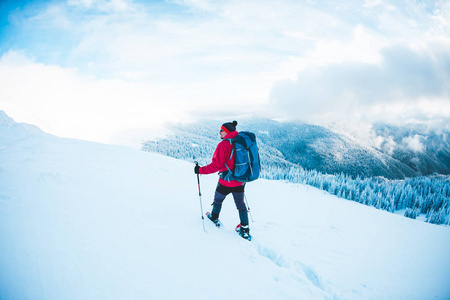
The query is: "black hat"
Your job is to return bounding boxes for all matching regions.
[221,121,238,134]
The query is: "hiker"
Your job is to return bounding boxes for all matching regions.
[194,121,250,239]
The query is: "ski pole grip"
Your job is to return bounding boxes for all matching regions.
[194,161,201,192]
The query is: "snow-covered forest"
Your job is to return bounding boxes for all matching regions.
[142,120,450,225]
[262,166,450,225]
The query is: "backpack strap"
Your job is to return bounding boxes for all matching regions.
[222,138,234,181]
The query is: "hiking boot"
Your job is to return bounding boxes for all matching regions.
[239,224,250,239]
[206,212,222,228]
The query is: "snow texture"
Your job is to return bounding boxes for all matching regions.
[1,111,450,300]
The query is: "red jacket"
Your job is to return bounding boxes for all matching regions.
[199,131,243,187]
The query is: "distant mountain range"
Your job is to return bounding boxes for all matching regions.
[142,119,450,179]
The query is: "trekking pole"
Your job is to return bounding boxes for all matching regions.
[244,194,254,222]
[195,161,207,232]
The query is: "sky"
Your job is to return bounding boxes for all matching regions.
[0,0,449,145]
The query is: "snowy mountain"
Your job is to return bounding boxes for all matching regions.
[143,119,450,179]
[1,110,450,300]
[371,122,450,176]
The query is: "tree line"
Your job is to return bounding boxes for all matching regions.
[142,137,450,225]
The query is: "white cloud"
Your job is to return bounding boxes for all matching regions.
[380,135,396,155]
[1,0,450,145]
[67,0,133,12]
[269,41,450,127]
[0,51,186,145]
[402,135,425,152]
[363,0,382,8]
[305,25,386,66]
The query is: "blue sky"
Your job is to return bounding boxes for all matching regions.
[0,0,449,145]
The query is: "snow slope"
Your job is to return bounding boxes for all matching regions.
[1,110,449,300]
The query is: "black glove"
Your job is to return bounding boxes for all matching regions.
[194,165,200,174]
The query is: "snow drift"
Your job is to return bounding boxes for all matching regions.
[1,111,449,300]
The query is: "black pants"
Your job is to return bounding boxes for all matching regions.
[211,183,249,225]
[213,183,246,211]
